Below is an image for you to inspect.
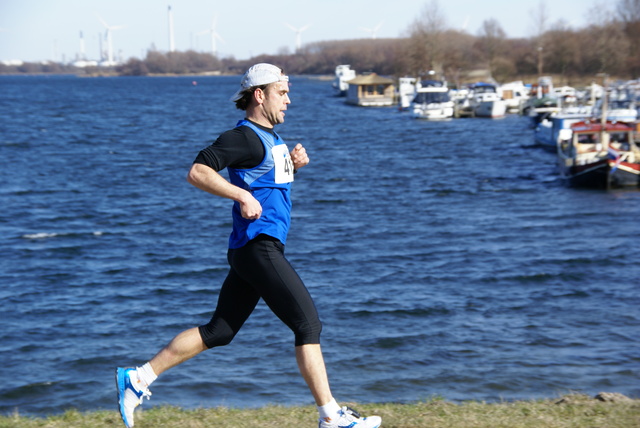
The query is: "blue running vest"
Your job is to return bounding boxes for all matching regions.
[226,120,294,249]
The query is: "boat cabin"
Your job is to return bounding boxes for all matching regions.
[345,73,395,107]
[566,121,635,155]
[413,80,450,104]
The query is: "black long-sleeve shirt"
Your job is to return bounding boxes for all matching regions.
[193,120,276,172]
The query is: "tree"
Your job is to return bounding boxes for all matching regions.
[475,18,507,78]
[117,58,149,76]
[542,22,581,83]
[584,2,631,75]
[438,30,476,86]
[405,0,448,76]
[616,0,640,75]
[530,0,550,75]
[616,0,640,21]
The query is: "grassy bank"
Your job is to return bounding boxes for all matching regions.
[1,393,637,428]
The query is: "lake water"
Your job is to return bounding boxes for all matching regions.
[0,75,638,416]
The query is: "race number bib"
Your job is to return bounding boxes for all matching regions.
[272,144,294,184]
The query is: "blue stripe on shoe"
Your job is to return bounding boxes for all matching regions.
[116,367,136,427]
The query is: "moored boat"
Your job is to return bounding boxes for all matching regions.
[533,106,592,151]
[556,120,640,189]
[452,87,474,117]
[523,76,561,127]
[592,98,638,124]
[332,65,356,97]
[344,73,396,107]
[397,77,418,111]
[469,82,507,118]
[500,81,530,113]
[410,80,454,120]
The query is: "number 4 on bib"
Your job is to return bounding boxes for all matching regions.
[272,144,295,184]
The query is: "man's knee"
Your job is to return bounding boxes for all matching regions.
[294,318,323,346]
[198,323,236,349]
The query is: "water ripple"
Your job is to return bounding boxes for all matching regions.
[0,75,638,415]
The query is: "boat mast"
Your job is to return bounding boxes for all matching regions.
[600,73,608,128]
[599,73,611,189]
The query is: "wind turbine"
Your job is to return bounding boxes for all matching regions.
[96,14,123,65]
[285,23,310,52]
[78,31,86,60]
[199,14,224,56]
[360,21,383,39]
[461,16,470,32]
[168,6,175,52]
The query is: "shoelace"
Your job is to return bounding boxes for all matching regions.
[339,406,361,421]
[139,387,151,404]
[129,385,151,407]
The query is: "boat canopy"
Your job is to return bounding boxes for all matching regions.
[571,121,633,134]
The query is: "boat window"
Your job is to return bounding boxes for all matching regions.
[420,80,444,88]
[609,132,630,150]
[610,132,628,142]
[577,133,599,144]
[609,100,629,109]
[364,85,386,96]
[473,85,496,94]
[413,92,451,104]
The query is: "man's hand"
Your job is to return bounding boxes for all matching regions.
[238,191,262,220]
[187,163,262,219]
[290,143,309,171]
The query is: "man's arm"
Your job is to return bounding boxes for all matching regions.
[186,163,262,220]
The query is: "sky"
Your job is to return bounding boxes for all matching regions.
[0,0,597,64]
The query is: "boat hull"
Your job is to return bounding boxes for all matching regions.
[559,158,640,189]
[411,104,454,120]
[608,160,640,187]
[474,100,507,118]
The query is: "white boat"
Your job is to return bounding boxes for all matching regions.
[451,88,474,117]
[332,65,356,97]
[585,82,605,104]
[522,76,561,126]
[500,81,530,113]
[410,80,454,120]
[470,83,507,118]
[533,106,592,152]
[397,77,418,110]
[592,94,638,123]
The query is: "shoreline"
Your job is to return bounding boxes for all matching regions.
[2,392,638,428]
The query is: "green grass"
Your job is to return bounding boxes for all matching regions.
[1,394,638,428]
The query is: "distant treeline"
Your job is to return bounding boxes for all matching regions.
[3,0,639,85]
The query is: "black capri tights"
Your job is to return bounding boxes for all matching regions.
[198,235,322,348]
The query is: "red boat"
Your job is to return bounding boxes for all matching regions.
[556,120,640,189]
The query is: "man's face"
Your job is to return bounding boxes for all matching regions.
[261,81,290,126]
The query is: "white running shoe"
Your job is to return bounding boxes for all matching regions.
[116,367,152,428]
[319,406,382,428]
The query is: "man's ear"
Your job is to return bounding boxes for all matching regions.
[253,87,265,104]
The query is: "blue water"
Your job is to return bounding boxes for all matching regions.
[0,75,638,416]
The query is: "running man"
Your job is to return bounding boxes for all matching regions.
[115,63,381,428]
